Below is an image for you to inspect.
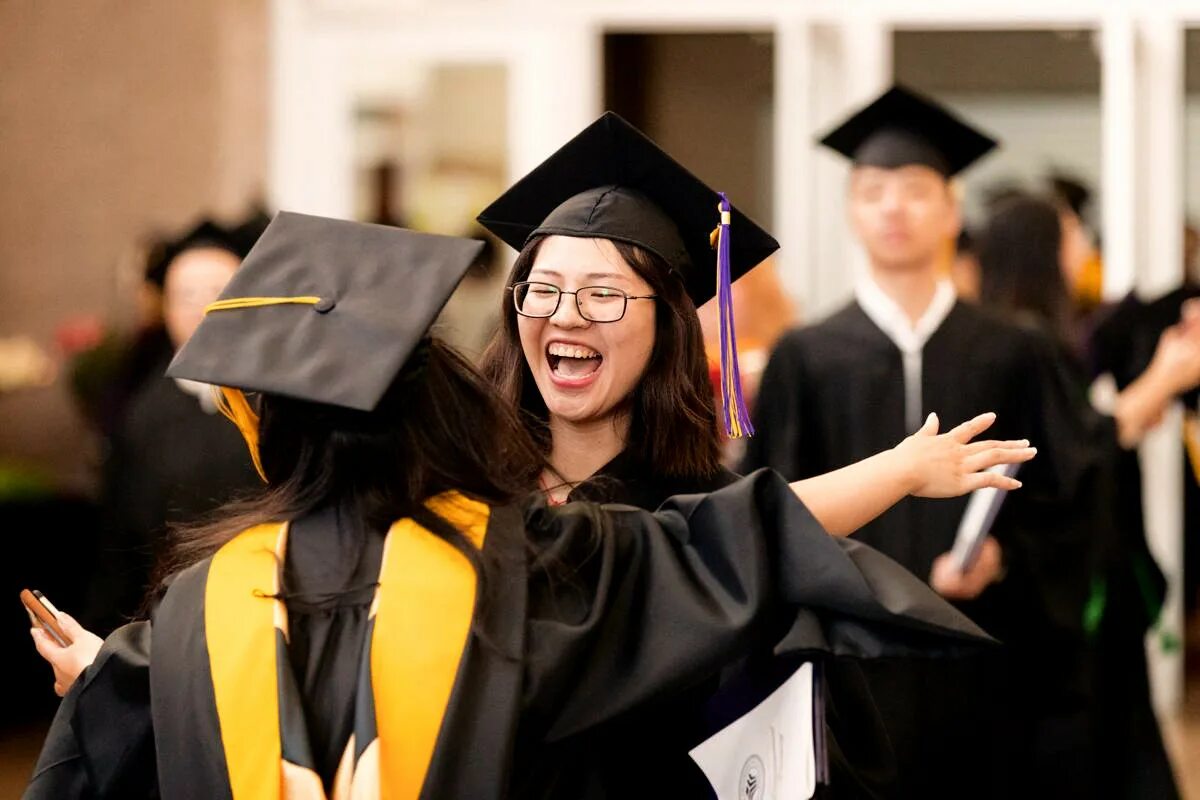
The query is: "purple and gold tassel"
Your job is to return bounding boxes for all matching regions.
[711,192,754,438]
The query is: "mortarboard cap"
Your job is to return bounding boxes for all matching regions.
[476,111,779,308]
[819,85,998,178]
[167,211,484,413]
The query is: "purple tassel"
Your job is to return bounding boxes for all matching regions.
[716,192,754,438]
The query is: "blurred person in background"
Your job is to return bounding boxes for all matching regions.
[744,86,1093,798]
[1089,221,1200,618]
[976,193,1200,799]
[1049,172,1106,316]
[84,217,263,633]
[949,228,981,303]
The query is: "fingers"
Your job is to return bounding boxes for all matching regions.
[948,412,997,443]
[964,446,1037,474]
[917,412,940,437]
[964,471,1024,492]
[929,553,966,596]
[1182,298,1200,326]
[930,541,1002,599]
[57,612,83,637]
[30,627,62,661]
[963,439,1030,455]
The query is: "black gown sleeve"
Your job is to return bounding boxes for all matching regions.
[521,469,991,743]
[23,622,158,800]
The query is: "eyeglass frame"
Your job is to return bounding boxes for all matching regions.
[509,280,658,323]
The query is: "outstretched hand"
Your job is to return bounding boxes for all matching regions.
[895,412,1035,499]
[30,612,103,697]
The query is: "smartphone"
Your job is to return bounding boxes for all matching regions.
[20,588,72,647]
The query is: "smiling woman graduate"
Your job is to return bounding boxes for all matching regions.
[472,112,1035,799]
[25,212,1023,800]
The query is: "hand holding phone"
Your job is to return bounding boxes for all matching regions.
[23,591,104,697]
[21,588,72,647]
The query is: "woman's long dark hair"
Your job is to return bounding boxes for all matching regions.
[977,193,1072,342]
[158,338,543,585]
[478,234,723,480]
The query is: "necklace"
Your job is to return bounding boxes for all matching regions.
[538,473,568,506]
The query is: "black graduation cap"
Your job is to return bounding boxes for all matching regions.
[476,111,779,308]
[145,219,245,287]
[819,85,998,177]
[166,211,484,413]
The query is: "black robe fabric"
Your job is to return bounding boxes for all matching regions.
[25,471,991,799]
[742,301,1095,798]
[86,368,260,632]
[1089,287,1197,617]
[1082,292,1191,800]
[518,451,891,800]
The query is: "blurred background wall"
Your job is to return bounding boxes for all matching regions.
[0,0,267,490]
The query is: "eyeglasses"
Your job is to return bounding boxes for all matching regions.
[510,281,658,323]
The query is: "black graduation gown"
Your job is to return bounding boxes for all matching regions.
[1089,288,1196,620]
[742,301,1094,798]
[517,451,891,800]
[1083,292,1191,800]
[25,471,991,800]
[87,370,260,631]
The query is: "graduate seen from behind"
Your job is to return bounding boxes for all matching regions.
[976,194,1200,799]
[26,212,1033,800]
[743,86,1090,798]
[476,112,1025,798]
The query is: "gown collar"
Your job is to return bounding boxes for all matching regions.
[855,275,957,355]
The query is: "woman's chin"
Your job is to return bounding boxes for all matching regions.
[544,395,619,428]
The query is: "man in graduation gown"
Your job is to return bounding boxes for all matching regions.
[743,86,1093,798]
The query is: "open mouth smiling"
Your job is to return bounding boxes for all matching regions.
[546,341,604,381]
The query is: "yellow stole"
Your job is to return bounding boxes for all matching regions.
[203,493,490,800]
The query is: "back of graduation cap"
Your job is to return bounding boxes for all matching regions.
[477,111,779,437]
[167,211,484,479]
[819,85,998,177]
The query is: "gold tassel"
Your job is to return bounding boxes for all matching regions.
[213,386,267,482]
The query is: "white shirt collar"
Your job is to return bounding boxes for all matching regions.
[855,276,957,355]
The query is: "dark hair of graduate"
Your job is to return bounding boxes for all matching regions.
[977,193,1073,343]
[158,338,543,589]
[478,235,724,480]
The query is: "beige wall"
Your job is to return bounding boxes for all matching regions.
[606,33,775,225]
[0,1,268,490]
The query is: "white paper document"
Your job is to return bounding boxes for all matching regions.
[688,662,815,800]
[950,462,1019,571]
